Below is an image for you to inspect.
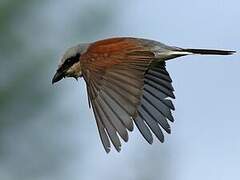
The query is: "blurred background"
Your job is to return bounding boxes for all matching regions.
[0,0,239,180]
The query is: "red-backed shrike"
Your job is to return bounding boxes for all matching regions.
[52,37,235,153]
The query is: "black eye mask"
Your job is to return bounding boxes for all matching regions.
[57,53,81,73]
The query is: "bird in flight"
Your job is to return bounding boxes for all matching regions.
[52,37,235,153]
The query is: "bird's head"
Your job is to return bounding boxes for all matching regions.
[52,43,89,84]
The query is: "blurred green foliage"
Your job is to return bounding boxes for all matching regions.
[0,1,173,180]
[0,1,116,179]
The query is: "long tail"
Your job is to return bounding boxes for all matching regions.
[181,48,236,55]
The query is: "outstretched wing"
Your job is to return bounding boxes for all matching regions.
[80,38,175,152]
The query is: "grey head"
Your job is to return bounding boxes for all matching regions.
[52,43,89,84]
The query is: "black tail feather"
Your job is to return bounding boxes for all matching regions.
[183,48,236,55]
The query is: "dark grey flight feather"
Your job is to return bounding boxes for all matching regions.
[87,58,176,152]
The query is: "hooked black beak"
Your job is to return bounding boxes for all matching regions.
[52,71,64,84]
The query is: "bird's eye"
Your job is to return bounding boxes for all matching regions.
[65,58,72,64]
[64,54,80,66]
[76,53,80,58]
